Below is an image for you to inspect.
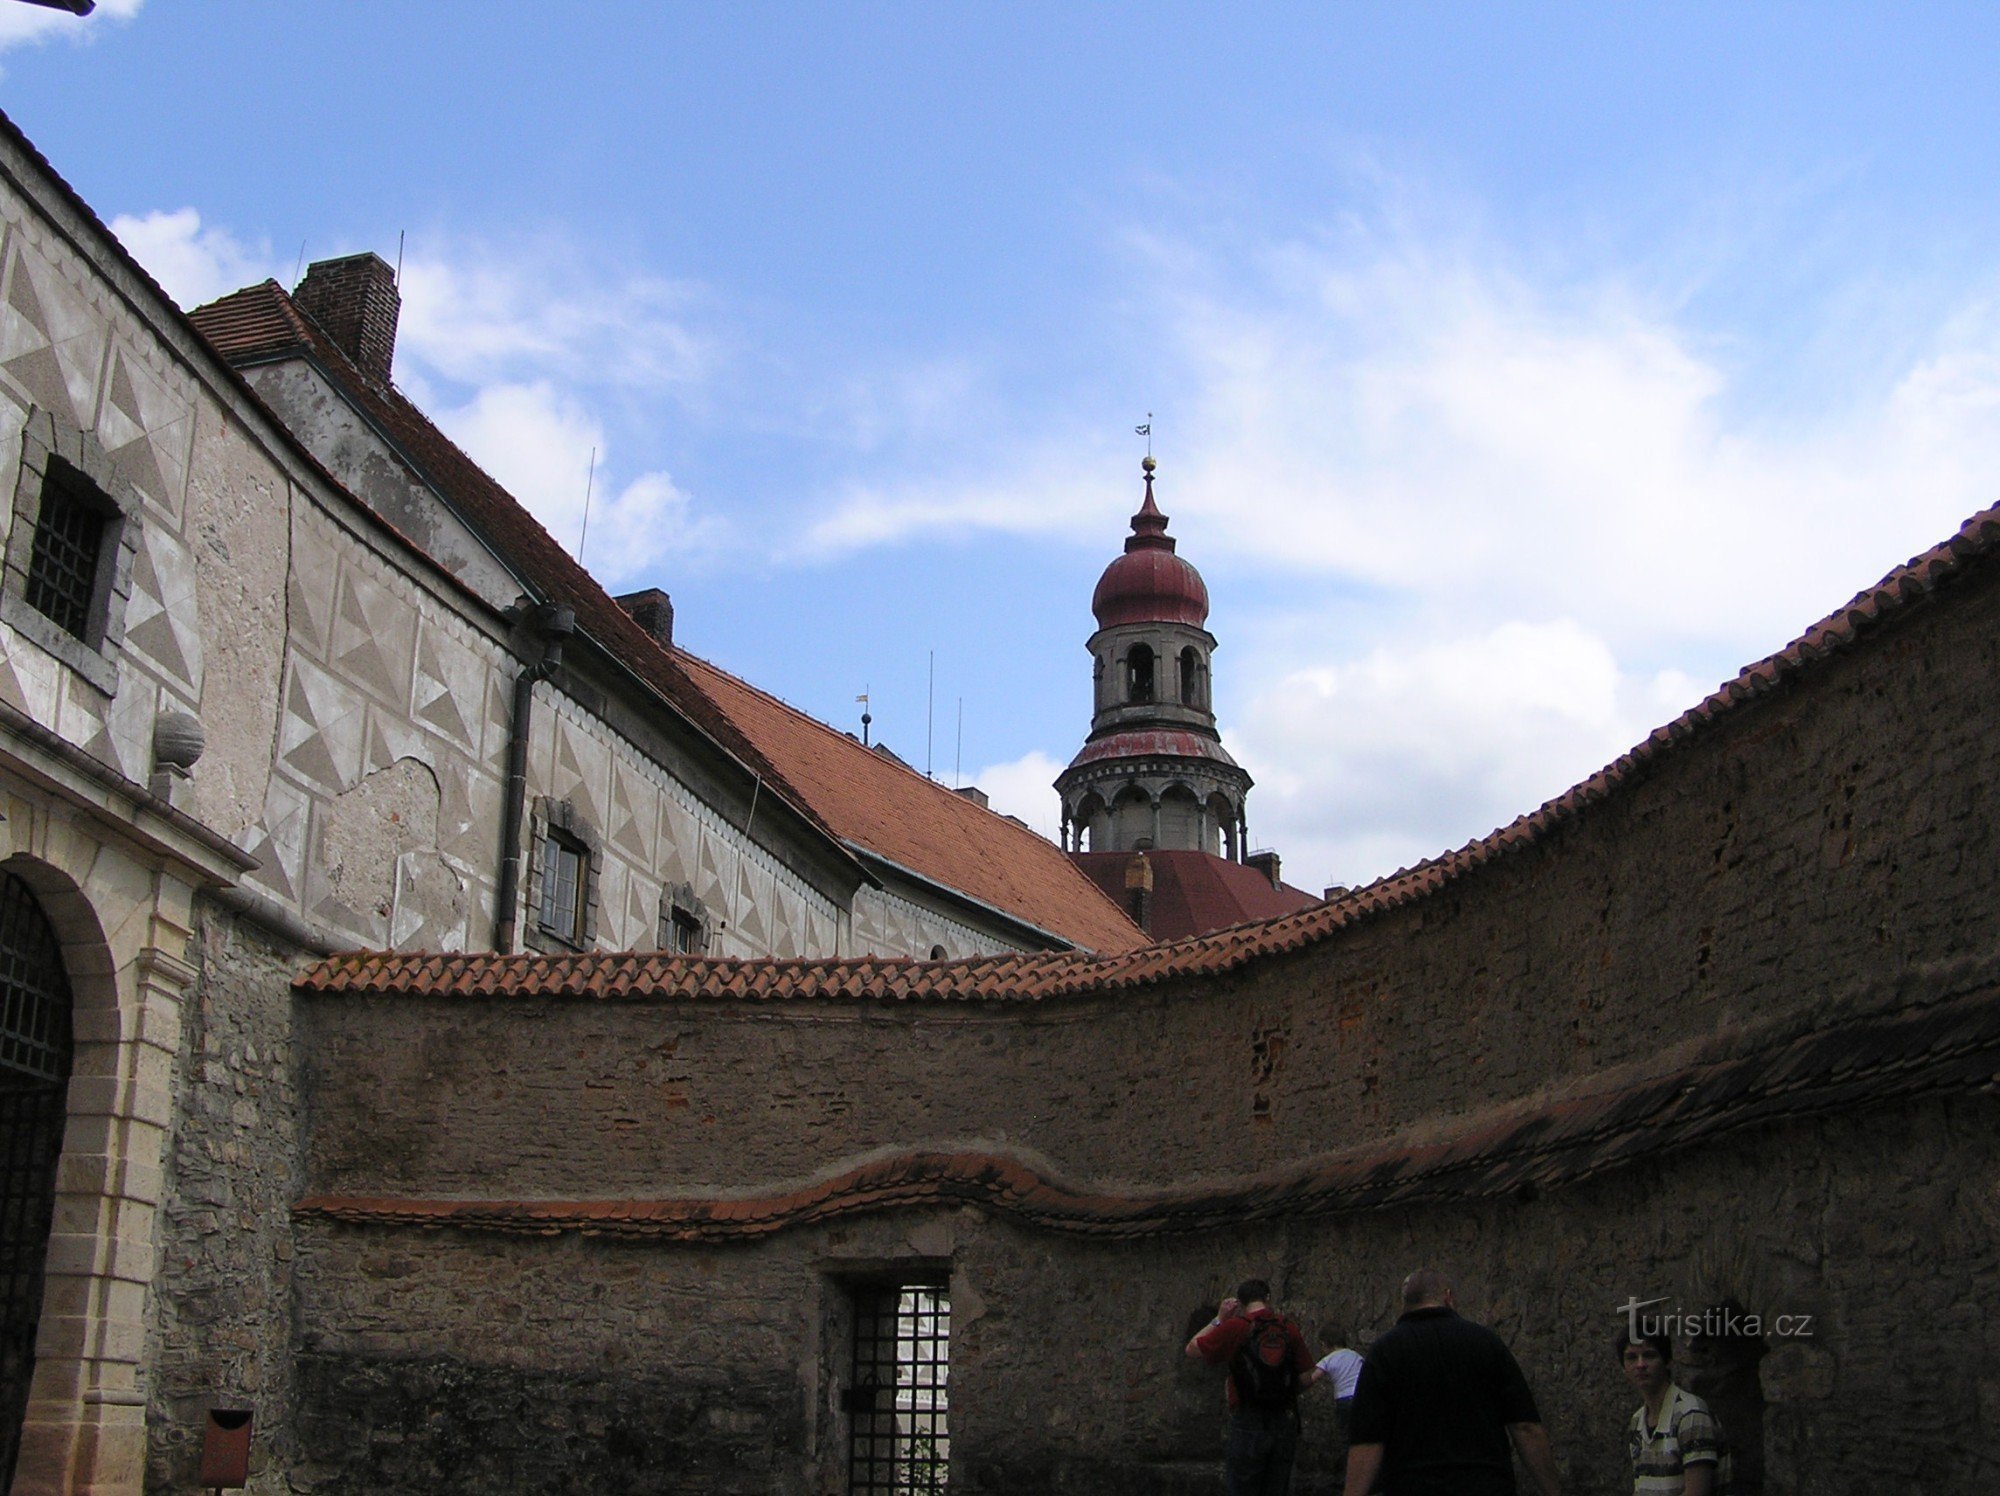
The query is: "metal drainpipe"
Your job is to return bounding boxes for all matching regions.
[493,602,575,953]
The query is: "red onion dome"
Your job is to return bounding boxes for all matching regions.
[1090,458,1210,629]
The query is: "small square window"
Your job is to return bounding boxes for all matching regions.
[537,832,587,945]
[669,907,703,954]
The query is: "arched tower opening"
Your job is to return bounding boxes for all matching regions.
[1125,644,1156,704]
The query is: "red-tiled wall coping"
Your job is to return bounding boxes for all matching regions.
[293,981,2000,1242]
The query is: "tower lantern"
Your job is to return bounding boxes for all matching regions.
[1055,458,1252,861]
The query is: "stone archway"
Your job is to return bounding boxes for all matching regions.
[0,796,215,1496]
[0,870,76,1492]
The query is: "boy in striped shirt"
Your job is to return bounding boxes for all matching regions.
[1619,1328,1724,1496]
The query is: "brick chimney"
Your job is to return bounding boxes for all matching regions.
[614,588,675,649]
[1123,851,1153,934]
[293,253,401,385]
[1245,849,1282,890]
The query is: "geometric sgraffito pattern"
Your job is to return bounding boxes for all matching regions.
[412,625,479,756]
[121,526,201,690]
[0,236,105,430]
[607,760,655,866]
[277,655,368,795]
[733,858,770,955]
[694,831,734,948]
[97,342,190,519]
[327,567,414,709]
[550,716,606,833]
[244,774,312,906]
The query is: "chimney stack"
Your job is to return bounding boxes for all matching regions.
[293,253,401,386]
[1245,849,1282,890]
[614,588,675,650]
[1123,851,1153,935]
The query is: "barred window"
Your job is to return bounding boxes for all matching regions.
[2,418,141,696]
[24,466,108,642]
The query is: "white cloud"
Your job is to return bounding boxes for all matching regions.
[396,246,713,393]
[1231,620,1703,891]
[106,207,285,311]
[968,749,1068,844]
[428,380,720,590]
[0,0,140,56]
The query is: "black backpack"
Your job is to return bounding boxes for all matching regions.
[1228,1313,1301,1410]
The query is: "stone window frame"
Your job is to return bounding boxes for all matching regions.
[525,797,600,952]
[0,409,141,697]
[657,879,710,955]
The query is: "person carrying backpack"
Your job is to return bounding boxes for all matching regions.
[1186,1277,1316,1496]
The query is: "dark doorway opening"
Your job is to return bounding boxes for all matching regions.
[0,871,74,1491]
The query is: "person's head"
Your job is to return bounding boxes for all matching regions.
[1617,1328,1672,1396]
[1400,1268,1453,1310]
[1235,1278,1272,1307]
[1318,1325,1347,1351]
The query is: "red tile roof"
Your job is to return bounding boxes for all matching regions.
[1071,849,1319,942]
[189,279,1141,951]
[676,654,1146,952]
[292,981,2000,1241]
[297,492,2000,1001]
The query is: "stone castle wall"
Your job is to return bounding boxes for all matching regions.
[287,525,2000,1489]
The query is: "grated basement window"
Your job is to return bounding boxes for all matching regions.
[24,468,108,642]
[0,872,74,1493]
[847,1283,950,1495]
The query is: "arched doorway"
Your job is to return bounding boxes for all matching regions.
[0,871,74,1491]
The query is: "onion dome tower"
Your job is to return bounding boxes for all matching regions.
[1056,457,1253,860]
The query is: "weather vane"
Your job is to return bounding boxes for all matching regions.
[1134,413,1153,458]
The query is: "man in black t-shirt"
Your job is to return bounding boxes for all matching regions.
[1345,1268,1563,1496]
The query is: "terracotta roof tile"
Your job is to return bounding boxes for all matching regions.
[675,654,1144,953]
[294,985,2000,1241]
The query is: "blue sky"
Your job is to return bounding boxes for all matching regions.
[9,3,2000,889]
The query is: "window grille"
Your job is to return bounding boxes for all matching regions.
[24,470,107,642]
[0,872,73,1493]
[848,1283,950,1495]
